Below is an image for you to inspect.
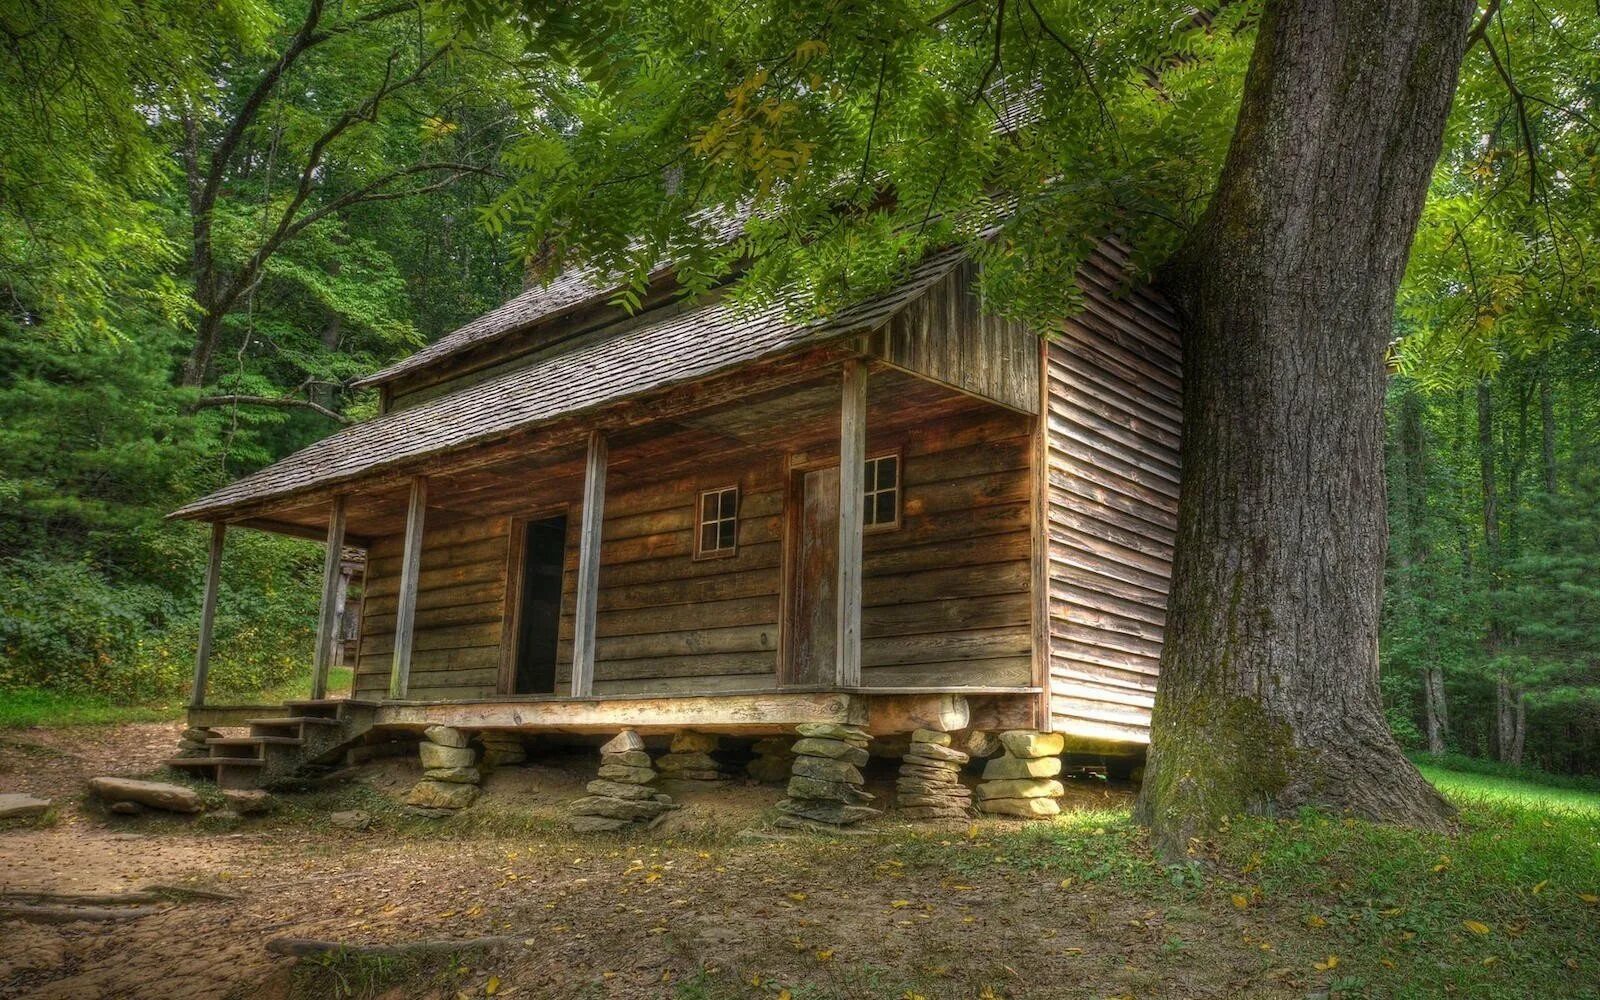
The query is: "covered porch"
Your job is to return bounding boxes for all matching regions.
[183,350,1046,737]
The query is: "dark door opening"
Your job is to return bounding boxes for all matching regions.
[514,515,566,695]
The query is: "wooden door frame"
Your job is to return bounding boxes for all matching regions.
[497,504,572,696]
[777,452,838,686]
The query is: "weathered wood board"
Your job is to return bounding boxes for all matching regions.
[1044,242,1182,744]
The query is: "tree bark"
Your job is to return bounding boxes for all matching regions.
[1477,380,1520,762]
[1398,386,1449,754]
[1540,369,1556,494]
[1135,0,1468,856]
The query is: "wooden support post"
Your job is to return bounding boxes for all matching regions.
[571,429,608,697]
[389,477,428,699]
[836,360,866,687]
[190,523,226,709]
[310,495,348,701]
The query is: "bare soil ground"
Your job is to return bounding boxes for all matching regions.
[0,723,1294,1000]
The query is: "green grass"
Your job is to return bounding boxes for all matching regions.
[0,687,185,727]
[0,666,352,728]
[1419,762,1600,816]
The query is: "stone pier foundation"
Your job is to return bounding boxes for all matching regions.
[975,730,1065,819]
[895,729,973,820]
[406,726,481,812]
[569,729,679,832]
[774,723,879,830]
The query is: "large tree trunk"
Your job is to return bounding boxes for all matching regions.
[1135,0,1468,855]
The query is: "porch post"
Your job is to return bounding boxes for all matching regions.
[310,494,348,700]
[571,429,608,697]
[191,522,226,709]
[836,360,866,687]
[390,476,428,699]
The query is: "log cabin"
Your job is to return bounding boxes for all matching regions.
[167,239,1181,799]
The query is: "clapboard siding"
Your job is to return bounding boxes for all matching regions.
[1045,246,1182,744]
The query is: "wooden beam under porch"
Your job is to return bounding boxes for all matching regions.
[367,688,1038,737]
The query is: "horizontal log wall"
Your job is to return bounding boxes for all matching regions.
[1045,247,1183,744]
[862,406,1034,688]
[553,455,787,695]
[354,515,511,700]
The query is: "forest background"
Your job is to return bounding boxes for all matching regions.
[1,0,1595,777]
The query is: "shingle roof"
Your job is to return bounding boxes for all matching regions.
[352,212,749,390]
[171,247,967,521]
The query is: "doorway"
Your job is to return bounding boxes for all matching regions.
[785,465,838,686]
[513,514,566,695]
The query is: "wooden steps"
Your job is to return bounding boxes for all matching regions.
[166,698,378,790]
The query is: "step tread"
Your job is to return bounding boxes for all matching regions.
[167,756,264,768]
[246,716,344,728]
[210,735,303,746]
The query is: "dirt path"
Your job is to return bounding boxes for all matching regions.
[0,724,1285,1000]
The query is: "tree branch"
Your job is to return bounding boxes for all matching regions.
[190,394,353,424]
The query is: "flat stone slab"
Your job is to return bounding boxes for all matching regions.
[596,763,656,784]
[587,779,659,801]
[405,780,478,810]
[791,755,863,784]
[88,777,203,814]
[911,729,953,746]
[423,766,482,784]
[979,796,1062,818]
[423,725,470,748]
[791,739,869,766]
[982,755,1063,780]
[0,793,51,819]
[795,723,870,744]
[419,743,475,770]
[600,730,644,754]
[975,778,1065,800]
[998,731,1066,759]
[601,749,653,769]
[222,789,275,814]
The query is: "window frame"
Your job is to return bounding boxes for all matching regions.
[694,484,741,559]
[862,451,902,533]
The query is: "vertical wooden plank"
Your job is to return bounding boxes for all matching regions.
[190,522,226,709]
[497,516,530,695]
[570,429,608,697]
[310,495,348,700]
[1029,337,1052,731]
[389,476,428,700]
[836,360,867,687]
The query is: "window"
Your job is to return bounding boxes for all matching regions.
[864,453,900,530]
[696,486,740,557]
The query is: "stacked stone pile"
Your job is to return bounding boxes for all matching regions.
[405,726,481,812]
[975,730,1066,818]
[895,729,973,820]
[775,723,879,829]
[477,732,528,768]
[174,727,220,759]
[569,730,678,832]
[746,737,795,783]
[655,730,736,784]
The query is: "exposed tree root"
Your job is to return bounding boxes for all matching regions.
[266,936,520,959]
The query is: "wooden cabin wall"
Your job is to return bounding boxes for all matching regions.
[346,382,1035,702]
[353,515,512,700]
[1044,251,1183,744]
[861,404,1034,688]
[552,455,788,695]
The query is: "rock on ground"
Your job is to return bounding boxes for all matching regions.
[87,777,203,814]
[221,789,275,814]
[405,780,479,810]
[0,793,52,819]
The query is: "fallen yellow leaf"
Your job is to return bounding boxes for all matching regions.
[815,949,834,962]
[891,900,910,909]
[484,975,501,996]
[777,992,792,1000]
[1313,956,1340,972]
[1579,893,1599,905]
[1231,894,1250,910]
[1532,880,1549,895]
[1482,956,1500,967]
[789,892,808,902]
[1463,920,1492,936]
[1303,914,1328,929]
